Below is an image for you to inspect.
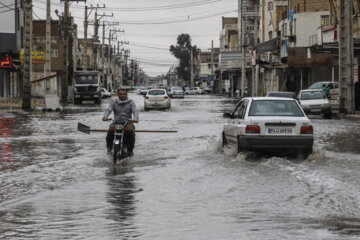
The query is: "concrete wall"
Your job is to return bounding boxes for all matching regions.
[290,0,329,13]
[280,11,328,48]
[261,0,287,42]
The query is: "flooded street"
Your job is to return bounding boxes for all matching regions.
[1,93,360,240]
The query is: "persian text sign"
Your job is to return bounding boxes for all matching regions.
[20,51,45,64]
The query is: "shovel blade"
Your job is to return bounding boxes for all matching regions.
[77,122,91,134]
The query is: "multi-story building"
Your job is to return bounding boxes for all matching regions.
[0,0,23,98]
[31,18,79,100]
[198,48,219,87]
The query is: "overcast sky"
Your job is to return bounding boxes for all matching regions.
[33,0,237,77]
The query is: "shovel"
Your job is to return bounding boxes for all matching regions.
[77,122,178,134]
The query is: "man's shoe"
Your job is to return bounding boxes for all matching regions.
[107,147,112,154]
[128,151,134,157]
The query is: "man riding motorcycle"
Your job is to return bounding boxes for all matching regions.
[102,89,139,156]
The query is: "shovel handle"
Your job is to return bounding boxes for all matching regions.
[91,129,177,133]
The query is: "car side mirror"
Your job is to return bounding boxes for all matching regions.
[223,113,232,118]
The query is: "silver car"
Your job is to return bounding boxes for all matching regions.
[168,86,185,98]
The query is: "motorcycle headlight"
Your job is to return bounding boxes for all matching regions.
[115,125,124,130]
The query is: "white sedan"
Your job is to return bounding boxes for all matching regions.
[100,88,111,98]
[185,87,203,95]
[298,89,331,119]
[222,97,314,158]
[144,89,171,111]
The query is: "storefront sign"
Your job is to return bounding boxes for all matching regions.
[0,56,12,68]
[20,51,45,64]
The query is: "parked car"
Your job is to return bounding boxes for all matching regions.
[185,87,203,95]
[308,81,339,90]
[298,89,331,119]
[168,86,185,98]
[265,91,297,100]
[144,89,171,111]
[222,97,314,158]
[100,88,111,98]
[137,87,149,96]
[203,86,213,94]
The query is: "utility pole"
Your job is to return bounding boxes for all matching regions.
[44,0,51,94]
[84,4,105,70]
[252,3,260,97]
[190,49,194,87]
[83,5,88,70]
[61,0,69,105]
[23,0,32,109]
[338,0,355,113]
[60,0,86,104]
[241,15,246,97]
[211,40,214,75]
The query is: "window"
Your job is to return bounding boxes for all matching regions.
[51,49,58,58]
[246,6,254,11]
[300,91,326,100]
[249,100,304,117]
[232,100,248,119]
[321,15,329,27]
[148,90,165,95]
[268,2,273,11]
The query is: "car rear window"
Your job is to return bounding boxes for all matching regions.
[300,91,326,100]
[249,100,304,117]
[148,90,165,95]
[267,92,294,98]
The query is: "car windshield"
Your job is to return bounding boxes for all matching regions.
[75,74,98,84]
[308,82,326,89]
[148,90,165,95]
[249,100,304,117]
[300,91,326,100]
[172,87,182,91]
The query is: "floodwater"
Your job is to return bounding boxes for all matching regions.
[1,93,360,240]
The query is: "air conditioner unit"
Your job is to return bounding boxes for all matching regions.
[264,52,272,62]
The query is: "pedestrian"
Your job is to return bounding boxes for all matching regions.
[321,84,331,98]
[286,75,297,93]
[102,89,139,156]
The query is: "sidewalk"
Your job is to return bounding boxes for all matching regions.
[344,112,360,121]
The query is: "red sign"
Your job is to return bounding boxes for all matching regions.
[0,57,12,69]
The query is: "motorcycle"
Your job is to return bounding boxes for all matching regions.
[111,119,131,164]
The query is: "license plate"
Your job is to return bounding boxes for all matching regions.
[310,108,320,112]
[268,128,292,135]
[84,96,90,99]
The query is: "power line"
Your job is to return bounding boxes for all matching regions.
[32,0,223,11]
[0,8,14,14]
[0,1,16,10]
[117,9,236,24]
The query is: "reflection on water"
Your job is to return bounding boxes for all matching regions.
[0,118,15,171]
[105,167,142,238]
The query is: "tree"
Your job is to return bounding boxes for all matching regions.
[169,33,199,85]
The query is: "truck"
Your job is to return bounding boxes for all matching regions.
[73,71,102,104]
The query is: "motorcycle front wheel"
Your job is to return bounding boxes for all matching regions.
[113,145,120,164]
